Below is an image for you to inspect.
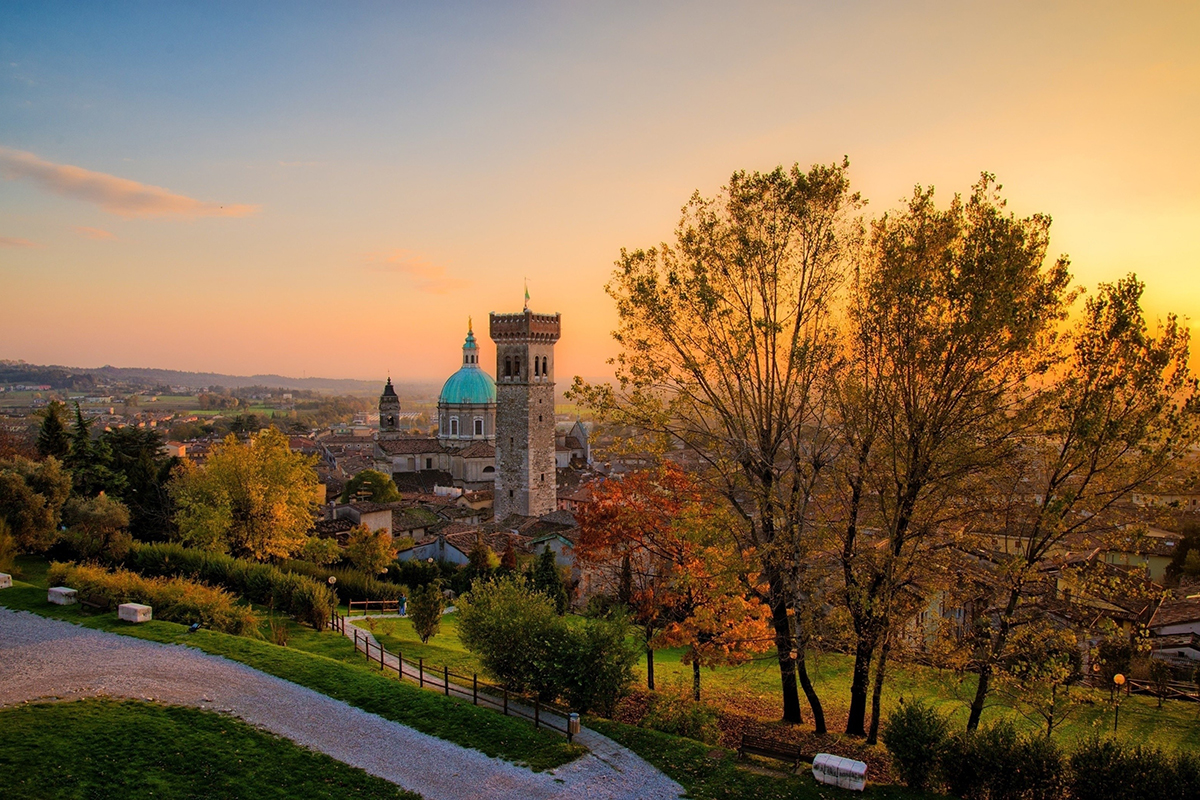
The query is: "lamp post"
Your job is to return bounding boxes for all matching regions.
[1113,673,1126,733]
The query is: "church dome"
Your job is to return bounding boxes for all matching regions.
[439,327,496,405]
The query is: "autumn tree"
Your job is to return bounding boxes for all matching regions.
[571,162,861,726]
[964,275,1197,729]
[0,456,71,552]
[170,429,318,561]
[653,501,773,701]
[826,175,1072,738]
[344,524,397,575]
[575,464,697,690]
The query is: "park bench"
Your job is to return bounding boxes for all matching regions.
[79,593,112,614]
[738,734,807,769]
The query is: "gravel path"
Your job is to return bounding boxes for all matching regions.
[0,608,683,800]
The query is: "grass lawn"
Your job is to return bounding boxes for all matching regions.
[338,595,1200,756]
[0,698,419,800]
[2,560,583,771]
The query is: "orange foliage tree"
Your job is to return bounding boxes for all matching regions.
[575,463,771,697]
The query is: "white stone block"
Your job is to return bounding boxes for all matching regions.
[48,586,77,605]
[0,573,12,589]
[812,753,867,792]
[118,603,152,623]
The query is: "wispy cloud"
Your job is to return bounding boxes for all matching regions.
[0,236,40,247]
[0,145,260,218]
[365,250,468,295]
[73,226,117,241]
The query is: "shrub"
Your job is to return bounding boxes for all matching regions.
[48,561,258,635]
[883,699,948,792]
[942,721,1063,800]
[457,575,637,712]
[392,558,442,590]
[639,692,721,744]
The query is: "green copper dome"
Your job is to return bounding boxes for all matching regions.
[439,328,496,405]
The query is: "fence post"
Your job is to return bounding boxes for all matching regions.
[419,658,424,688]
[379,642,385,671]
[504,688,508,716]
[473,674,478,705]
[397,650,402,679]
[444,665,449,696]
[534,698,540,729]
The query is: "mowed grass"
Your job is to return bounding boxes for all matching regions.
[346,596,1200,755]
[639,643,1200,753]
[0,698,419,800]
[1,562,584,771]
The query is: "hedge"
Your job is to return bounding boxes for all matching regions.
[118,543,335,630]
[47,561,259,635]
[278,559,404,603]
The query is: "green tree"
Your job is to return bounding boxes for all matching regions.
[0,517,17,573]
[570,162,861,726]
[458,575,562,696]
[409,581,444,643]
[170,430,318,561]
[531,545,568,614]
[97,426,177,540]
[344,524,396,575]
[65,403,123,498]
[36,401,70,460]
[299,536,342,566]
[0,456,71,552]
[62,493,133,561]
[339,470,401,503]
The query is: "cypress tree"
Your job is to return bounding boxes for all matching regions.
[35,401,70,460]
[532,544,569,614]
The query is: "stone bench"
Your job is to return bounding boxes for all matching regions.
[48,586,78,605]
[0,573,12,589]
[118,603,152,623]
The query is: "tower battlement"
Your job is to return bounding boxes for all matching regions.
[489,310,561,342]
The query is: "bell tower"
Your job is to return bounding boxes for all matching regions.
[378,377,401,439]
[490,308,560,520]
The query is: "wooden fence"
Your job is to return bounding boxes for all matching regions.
[332,612,576,738]
[346,599,401,616]
[1084,675,1200,703]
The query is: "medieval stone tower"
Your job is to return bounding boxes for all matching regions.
[378,377,401,439]
[490,308,560,520]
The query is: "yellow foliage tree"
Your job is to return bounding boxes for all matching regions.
[171,429,318,561]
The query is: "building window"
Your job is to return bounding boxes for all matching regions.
[505,357,511,377]
[474,418,483,436]
[514,358,521,377]
[426,458,433,470]
[450,417,459,436]
[534,358,539,377]
[542,356,547,375]
[540,473,545,481]
[509,490,514,498]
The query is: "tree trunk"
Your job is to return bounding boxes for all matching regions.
[846,635,875,736]
[693,656,701,702]
[867,636,891,745]
[968,586,1020,731]
[646,646,655,691]
[763,566,801,724]
[797,654,827,734]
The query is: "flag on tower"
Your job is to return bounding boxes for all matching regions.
[524,280,530,309]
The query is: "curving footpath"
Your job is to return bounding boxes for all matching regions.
[0,608,683,800]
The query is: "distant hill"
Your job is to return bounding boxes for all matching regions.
[0,360,435,397]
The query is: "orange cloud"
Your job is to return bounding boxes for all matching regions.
[0,236,40,247]
[365,250,468,294]
[73,226,117,241]
[0,145,260,218]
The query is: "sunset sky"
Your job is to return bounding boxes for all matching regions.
[2,2,1197,384]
